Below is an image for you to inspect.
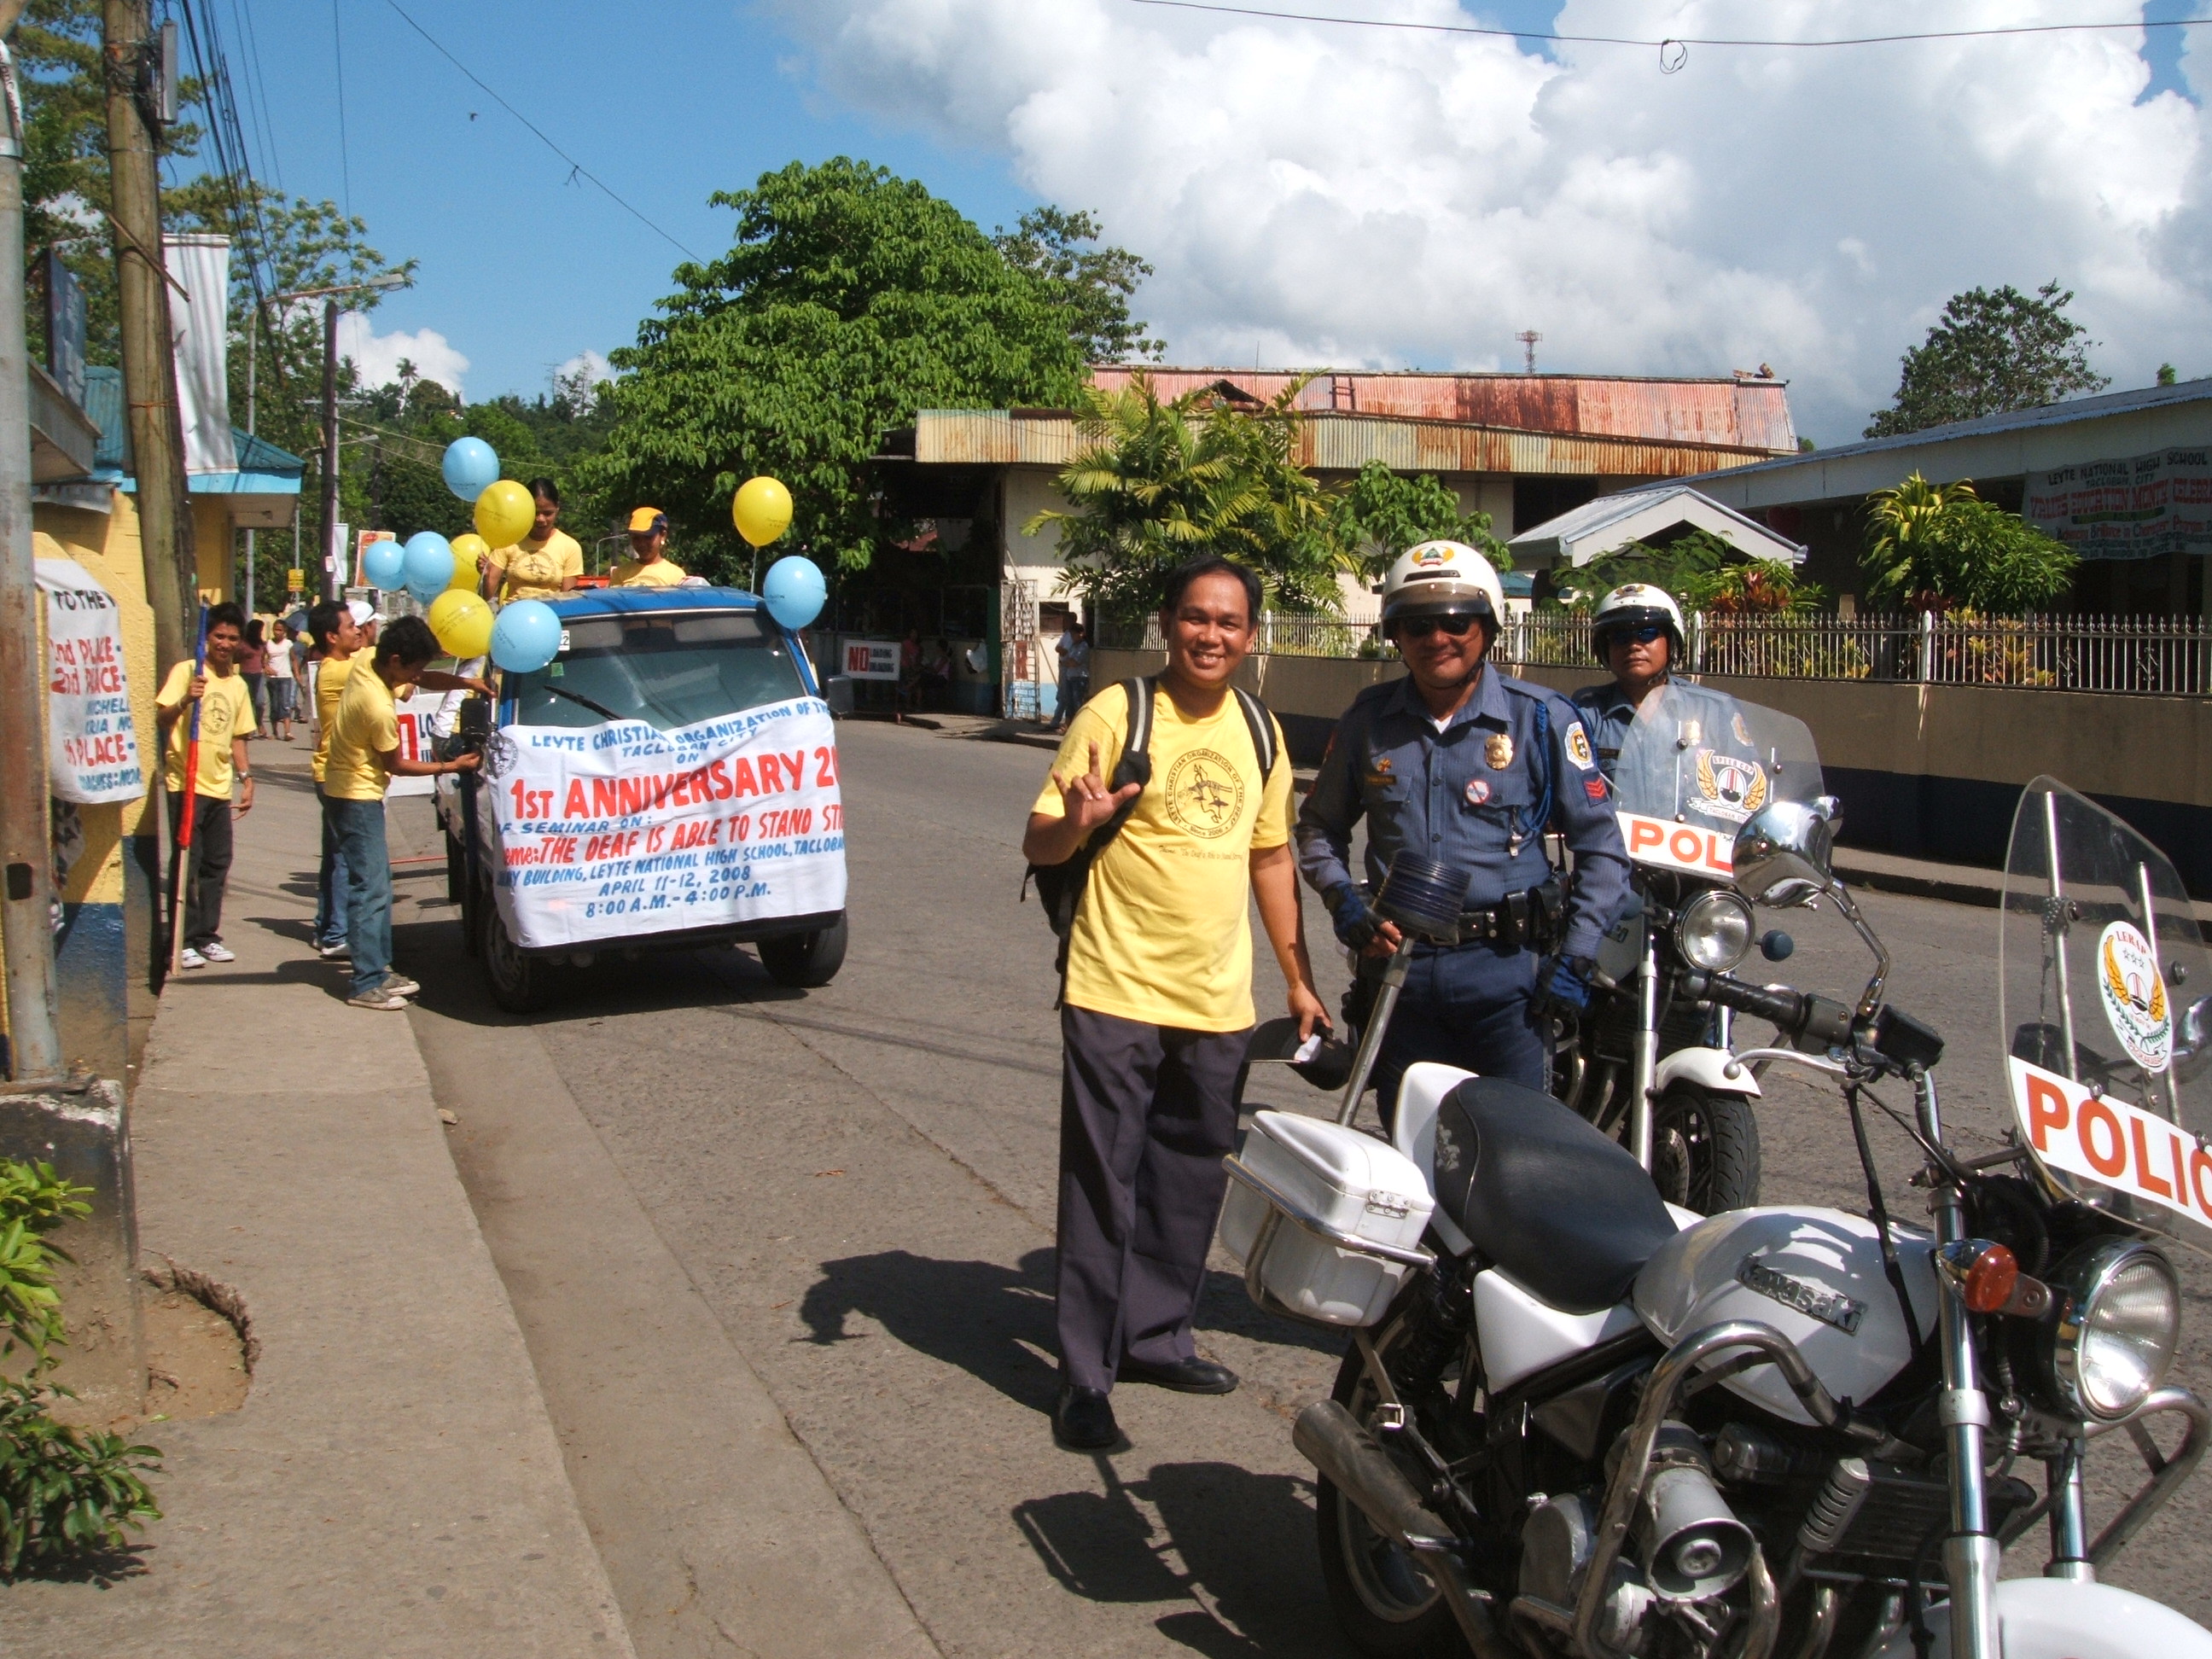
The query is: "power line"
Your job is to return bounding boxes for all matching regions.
[230,0,286,194]
[1126,0,2212,54]
[329,0,351,216]
[378,0,704,262]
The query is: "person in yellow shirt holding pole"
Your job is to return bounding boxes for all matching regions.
[154,602,256,969]
[482,478,584,602]
[323,616,491,1010]
[609,507,688,587]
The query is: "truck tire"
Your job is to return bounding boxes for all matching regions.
[445,829,467,906]
[759,913,847,988]
[1649,1083,1761,1214]
[483,888,555,1014]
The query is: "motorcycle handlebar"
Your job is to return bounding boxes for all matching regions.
[1687,971,1857,1048]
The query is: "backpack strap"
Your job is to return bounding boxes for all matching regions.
[1231,686,1280,779]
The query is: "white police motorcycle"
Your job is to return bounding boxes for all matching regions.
[1219,778,2211,1659]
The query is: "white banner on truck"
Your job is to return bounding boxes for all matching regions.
[36,558,143,804]
[486,696,846,950]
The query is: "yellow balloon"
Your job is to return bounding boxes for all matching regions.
[449,533,490,590]
[474,479,536,550]
[733,475,793,549]
[427,590,495,660]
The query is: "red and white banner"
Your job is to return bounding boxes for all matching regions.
[487,697,846,950]
[1617,810,1735,877]
[2007,1057,2212,1243]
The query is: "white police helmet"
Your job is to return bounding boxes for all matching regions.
[1380,540,1506,630]
[1591,583,1685,655]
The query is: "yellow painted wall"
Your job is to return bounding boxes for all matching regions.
[191,497,232,602]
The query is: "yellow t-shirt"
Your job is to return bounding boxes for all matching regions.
[155,661,254,799]
[310,653,358,786]
[609,556,687,588]
[492,529,584,600]
[1032,684,1290,1032]
[325,659,401,802]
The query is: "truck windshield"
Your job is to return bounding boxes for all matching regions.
[504,609,808,732]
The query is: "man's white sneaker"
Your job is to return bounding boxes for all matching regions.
[317,940,350,959]
[199,941,236,963]
[178,947,207,969]
[379,975,422,999]
[347,987,410,1010]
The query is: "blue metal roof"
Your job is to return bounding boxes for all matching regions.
[83,366,129,472]
[545,585,763,618]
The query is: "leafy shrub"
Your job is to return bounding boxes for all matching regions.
[0,1159,160,1575]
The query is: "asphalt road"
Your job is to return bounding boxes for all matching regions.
[389,717,2212,1655]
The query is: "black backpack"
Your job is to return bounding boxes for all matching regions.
[1023,677,1281,981]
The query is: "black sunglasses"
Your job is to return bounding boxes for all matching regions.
[1398,614,1480,640]
[1603,625,1668,646]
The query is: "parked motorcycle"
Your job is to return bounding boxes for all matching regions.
[1219,780,2212,1659]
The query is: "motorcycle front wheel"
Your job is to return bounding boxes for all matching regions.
[1313,1346,1469,1658]
[1649,1083,1761,1214]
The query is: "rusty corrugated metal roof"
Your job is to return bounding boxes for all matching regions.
[915,408,1776,476]
[1083,366,1798,454]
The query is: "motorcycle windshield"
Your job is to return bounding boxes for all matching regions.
[1610,683,1824,879]
[2000,777,2212,1256]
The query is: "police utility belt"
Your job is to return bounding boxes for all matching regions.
[1400,882,1563,950]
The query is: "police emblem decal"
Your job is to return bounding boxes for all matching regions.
[1464,777,1491,806]
[1484,732,1514,770]
[1563,723,1595,770]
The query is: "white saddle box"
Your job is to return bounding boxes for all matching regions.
[1219,1110,1437,1327]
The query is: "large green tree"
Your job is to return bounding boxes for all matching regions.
[586,159,1092,577]
[1866,281,2108,437]
[992,207,1162,364]
[1861,474,2077,610]
[1327,460,1505,581]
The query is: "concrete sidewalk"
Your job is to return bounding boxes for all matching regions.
[0,741,633,1656]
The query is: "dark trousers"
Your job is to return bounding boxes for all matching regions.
[1055,1004,1249,1394]
[167,793,234,950]
[1372,941,1546,1128]
[314,787,350,948]
[328,796,393,998]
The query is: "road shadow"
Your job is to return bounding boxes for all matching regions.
[1014,1456,1332,1656]
[1,1542,152,1588]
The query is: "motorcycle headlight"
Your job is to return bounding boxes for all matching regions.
[1674,889,1755,974]
[2045,1240,2181,1422]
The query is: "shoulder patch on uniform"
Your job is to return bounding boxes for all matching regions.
[1563,721,1596,771]
[1584,775,1609,801]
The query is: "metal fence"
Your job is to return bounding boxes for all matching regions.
[1099,610,2212,696]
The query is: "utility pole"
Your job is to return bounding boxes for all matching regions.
[0,6,64,1081]
[320,299,339,599]
[241,315,253,618]
[102,0,195,675]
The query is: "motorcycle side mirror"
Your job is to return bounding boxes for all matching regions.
[1732,798,1837,909]
[1759,929,1795,962]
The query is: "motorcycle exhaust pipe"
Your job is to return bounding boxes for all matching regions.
[1295,1400,1521,1659]
[1294,1400,1446,1544]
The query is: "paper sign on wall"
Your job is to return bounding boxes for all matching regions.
[486,696,846,950]
[36,558,143,804]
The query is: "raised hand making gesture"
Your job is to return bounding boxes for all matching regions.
[1024,740,1140,867]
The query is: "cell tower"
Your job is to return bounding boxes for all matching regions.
[1516,330,1542,375]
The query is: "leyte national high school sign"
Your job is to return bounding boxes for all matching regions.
[485,696,846,950]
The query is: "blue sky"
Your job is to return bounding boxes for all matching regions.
[211,3,2205,440]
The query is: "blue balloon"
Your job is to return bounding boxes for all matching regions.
[491,598,562,675]
[762,556,826,631]
[441,436,499,504]
[360,537,406,590]
[402,531,456,602]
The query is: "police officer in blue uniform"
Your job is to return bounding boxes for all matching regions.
[1297,542,1630,1119]
[1572,583,1688,777]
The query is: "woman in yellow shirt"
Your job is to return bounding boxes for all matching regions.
[483,478,583,602]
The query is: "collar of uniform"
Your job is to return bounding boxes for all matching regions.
[1385,662,1511,734]
[1586,678,1641,716]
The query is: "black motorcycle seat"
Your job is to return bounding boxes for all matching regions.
[1430,1076,1680,1315]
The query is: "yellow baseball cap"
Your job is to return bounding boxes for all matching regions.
[628,506,667,533]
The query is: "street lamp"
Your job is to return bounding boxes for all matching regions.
[265,272,409,599]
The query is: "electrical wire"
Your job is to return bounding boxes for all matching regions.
[230,0,285,194]
[378,0,703,262]
[329,0,351,217]
[1126,0,2212,52]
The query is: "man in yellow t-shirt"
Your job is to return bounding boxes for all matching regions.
[609,506,687,587]
[323,615,489,1010]
[1022,556,1326,1452]
[305,597,364,956]
[154,602,258,969]
[484,479,584,601]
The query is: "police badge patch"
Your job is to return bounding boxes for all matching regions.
[1563,723,1595,770]
[1484,732,1513,770]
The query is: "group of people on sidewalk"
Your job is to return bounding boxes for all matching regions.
[156,482,709,1006]
[1023,544,1671,1452]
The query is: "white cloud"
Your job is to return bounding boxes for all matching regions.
[764,0,2211,441]
[555,349,614,391]
[335,312,471,400]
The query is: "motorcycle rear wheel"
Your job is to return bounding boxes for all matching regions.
[1314,1346,1470,1658]
[1649,1083,1761,1214]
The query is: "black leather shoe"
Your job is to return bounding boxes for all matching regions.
[1115,1354,1239,1394]
[1054,1384,1121,1451]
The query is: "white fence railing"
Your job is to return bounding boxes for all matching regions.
[1100,611,2212,696]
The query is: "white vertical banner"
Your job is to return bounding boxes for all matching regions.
[36,558,144,804]
[162,234,236,476]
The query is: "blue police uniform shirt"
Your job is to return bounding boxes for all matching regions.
[1295,667,1630,962]
[1572,680,1639,777]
